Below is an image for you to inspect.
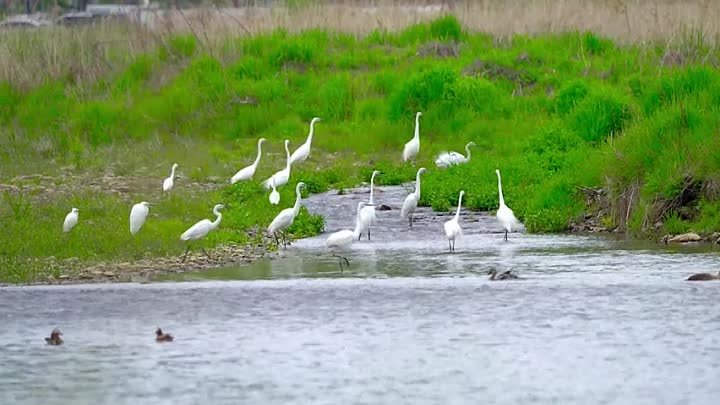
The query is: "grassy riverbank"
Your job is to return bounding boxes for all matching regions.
[2,14,720,283]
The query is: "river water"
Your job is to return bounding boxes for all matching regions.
[2,186,720,405]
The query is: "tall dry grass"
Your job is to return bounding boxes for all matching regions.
[1,0,718,87]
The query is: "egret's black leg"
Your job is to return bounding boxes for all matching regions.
[448,239,452,252]
[181,245,190,263]
[409,213,413,228]
[273,232,280,247]
[504,230,508,241]
[367,228,371,241]
[201,248,211,260]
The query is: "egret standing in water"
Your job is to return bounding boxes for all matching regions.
[495,169,522,241]
[443,190,465,253]
[129,201,150,235]
[358,170,380,240]
[230,138,266,184]
[325,201,365,271]
[162,163,179,193]
[289,117,321,165]
[400,167,427,228]
[63,208,78,233]
[262,140,292,191]
[268,182,306,248]
[435,141,476,168]
[402,112,422,164]
[179,203,224,262]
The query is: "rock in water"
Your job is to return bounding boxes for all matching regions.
[668,233,702,243]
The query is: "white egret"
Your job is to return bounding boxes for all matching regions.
[443,190,465,253]
[129,201,151,235]
[435,141,476,168]
[162,163,179,193]
[289,117,321,166]
[179,203,225,262]
[358,170,380,240]
[402,111,422,163]
[400,167,427,228]
[268,182,306,247]
[325,201,365,271]
[261,140,292,190]
[62,208,78,233]
[269,177,280,205]
[230,138,266,184]
[495,169,523,241]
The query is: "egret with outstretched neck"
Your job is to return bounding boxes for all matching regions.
[325,201,365,271]
[358,170,380,240]
[443,190,465,252]
[402,112,422,163]
[262,140,292,190]
[180,204,224,262]
[231,138,266,184]
[400,167,427,227]
[495,169,522,241]
[163,163,179,192]
[129,201,151,235]
[289,117,321,165]
[268,182,306,247]
[435,141,476,168]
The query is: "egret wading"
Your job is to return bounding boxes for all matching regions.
[262,140,292,191]
[435,141,476,168]
[162,163,179,193]
[402,112,422,164]
[268,182,306,248]
[443,190,465,253]
[325,201,365,271]
[495,169,522,241]
[230,138,266,184]
[358,170,380,240]
[179,204,224,262]
[63,208,78,233]
[400,167,427,228]
[129,201,151,235]
[289,117,321,166]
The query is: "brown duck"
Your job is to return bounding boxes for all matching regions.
[155,327,174,342]
[45,328,63,346]
[686,271,720,281]
[488,269,520,280]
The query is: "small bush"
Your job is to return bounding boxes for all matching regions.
[0,82,18,124]
[389,66,457,119]
[582,32,613,55]
[429,15,464,42]
[570,91,631,144]
[160,35,197,60]
[554,81,589,114]
[441,76,504,117]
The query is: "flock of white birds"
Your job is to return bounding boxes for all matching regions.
[60,112,522,265]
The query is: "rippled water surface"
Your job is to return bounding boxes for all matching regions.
[2,186,720,405]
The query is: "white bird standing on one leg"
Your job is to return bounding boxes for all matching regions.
[443,190,465,253]
[129,201,151,235]
[230,138,266,184]
[62,208,78,233]
[435,141,476,168]
[400,167,427,228]
[262,140,292,191]
[495,169,522,241]
[402,111,422,164]
[325,201,365,271]
[358,170,380,241]
[179,203,224,262]
[268,182,306,248]
[289,117,321,166]
[162,163,179,193]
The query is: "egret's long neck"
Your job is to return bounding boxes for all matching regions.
[414,171,423,199]
[253,141,263,166]
[454,194,463,220]
[369,174,376,204]
[170,166,176,178]
[211,210,222,229]
[413,115,420,141]
[465,144,472,162]
[307,121,316,146]
[497,172,505,207]
[292,186,302,216]
[284,143,291,169]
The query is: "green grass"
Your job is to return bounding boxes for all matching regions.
[2,16,720,283]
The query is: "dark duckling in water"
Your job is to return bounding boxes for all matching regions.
[155,327,174,342]
[487,269,520,280]
[45,328,63,346]
[686,271,720,281]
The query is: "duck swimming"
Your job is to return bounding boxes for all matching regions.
[487,269,520,280]
[45,328,63,345]
[155,327,174,342]
[686,271,720,281]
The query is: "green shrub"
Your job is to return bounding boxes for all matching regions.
[554,80,589,114]
[389,66,457,119]
[160,35,197,60]
[570,90,631,143]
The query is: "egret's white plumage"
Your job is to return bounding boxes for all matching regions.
[179,203,224,262]
[129,201,150,235]
[162,163,179,192]
[443,190,465,252]
[435,142,476,168]
[62,208,78,233]
[231,138,266,184]
[269,177,280,205]
[261,140,292,190]
[402,112,422,163]
[400,167,427,227]
[268,182,306,247]
[289,117,321,166]
[495,169,523,241]
[358,170,380,240]
[325,201,365,270]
